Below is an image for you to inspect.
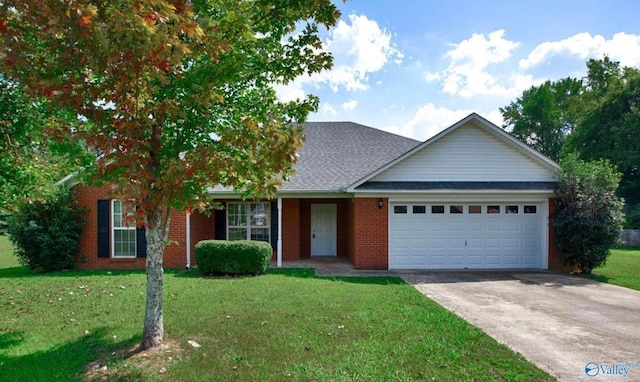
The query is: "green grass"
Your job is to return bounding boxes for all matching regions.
[589,247,640,291]
[0,235,20,269]
[0,265,553,381]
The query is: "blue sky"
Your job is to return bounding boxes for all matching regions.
[275,1,640,140]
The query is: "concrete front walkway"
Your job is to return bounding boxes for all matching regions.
[401,271,640,382]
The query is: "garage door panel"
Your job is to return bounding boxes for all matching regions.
[505,239,519,249]
[467,238,483,248]
[504,221,520,231]
[485,255,501,266]
[449,254,465,265]
[504,255,520,265]
[486,239,501,249]
[413,238,427,247]
[431,255,446,266]
[467,254,484,265]
[450,239,465,248]
[389,202,543,269]
[448,222,464,231]
[432,222,446,231]
[467,222,483,231]
[431,239,446,248]
[487,222,501,231]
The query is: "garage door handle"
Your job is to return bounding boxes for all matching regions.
[465,240,467,247]
[312,234,316,239]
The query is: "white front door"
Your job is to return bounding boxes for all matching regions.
[311,203,337,257]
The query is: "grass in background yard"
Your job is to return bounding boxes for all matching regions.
[589,247,640,291]
[0,267,553,381]
[0,235,20,269]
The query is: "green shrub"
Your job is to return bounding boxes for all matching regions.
[195,240,272,275]
[552,154,625,273]
[7,188,87,271]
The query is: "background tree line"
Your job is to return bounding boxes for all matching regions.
[501,56,640,228]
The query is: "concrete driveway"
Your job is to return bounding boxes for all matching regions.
[401,271,640,382]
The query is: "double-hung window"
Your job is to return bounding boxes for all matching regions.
[111,200,137,258]
[227,202,270,243]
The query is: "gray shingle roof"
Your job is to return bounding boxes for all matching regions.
[281,122,420,191]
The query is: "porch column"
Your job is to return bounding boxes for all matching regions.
[186,211,191,269]
[277,197,283,267]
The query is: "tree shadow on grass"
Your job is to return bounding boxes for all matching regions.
[0,327,143,381]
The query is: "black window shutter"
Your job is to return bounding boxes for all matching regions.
[270,201,278,251]
[97,200,110,258]
[136,227,147,258]
[214,204,226,240]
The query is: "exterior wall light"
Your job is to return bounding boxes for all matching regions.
[378,198,383,209]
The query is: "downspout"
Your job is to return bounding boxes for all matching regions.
[277,197,282,268]
[186,211,191,270]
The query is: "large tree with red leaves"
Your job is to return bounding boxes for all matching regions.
[0,0,339,350]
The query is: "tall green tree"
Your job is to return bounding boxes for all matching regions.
[500,78,582,161]
[0,0,340,350]
[565,58,640,206]
[0,76,83,211]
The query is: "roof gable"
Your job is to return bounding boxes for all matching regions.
[348,113,560,191]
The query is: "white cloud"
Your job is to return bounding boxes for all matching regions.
[273,79,307,103]
[321,102,338,116]
[342,100,357,111]
[383,104,474,141]
[382,104,506,141]
[425,30,533,99]
[519,32,640,69]
[320,14,403,91]
[275,14,402,102]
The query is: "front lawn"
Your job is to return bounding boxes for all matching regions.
[589,247,640,291]
[0,266,552,381]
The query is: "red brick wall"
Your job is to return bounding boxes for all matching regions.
[74,185,190,270]
[74,188,383,270]
[352,197,388,269]
[282,199,301,260]
[189,211,215,268]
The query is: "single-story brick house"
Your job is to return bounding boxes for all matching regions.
[71,113,566,270]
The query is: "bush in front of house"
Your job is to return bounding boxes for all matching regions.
[195,240,272,275]
[551,154,625,274]
[7,188,87,271]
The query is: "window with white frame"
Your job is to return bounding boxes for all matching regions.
[112,200,136,258]
[227,202,270,243]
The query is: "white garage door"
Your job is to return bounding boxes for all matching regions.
[389,202,544,269]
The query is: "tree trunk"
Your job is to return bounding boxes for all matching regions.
[140,206,171,350]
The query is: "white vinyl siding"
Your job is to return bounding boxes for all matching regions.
[111,200,136,258]
[371,124,556,182]
[227,202,270,243]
